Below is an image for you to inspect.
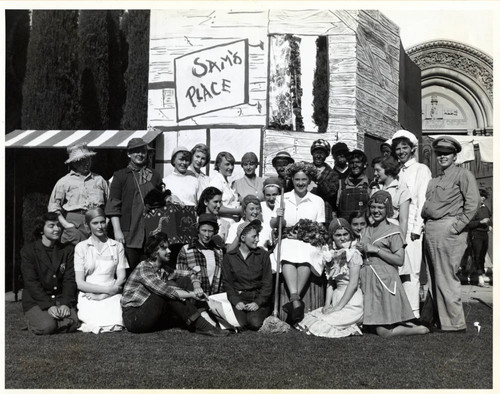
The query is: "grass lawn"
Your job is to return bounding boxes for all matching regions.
[5,299,492,390]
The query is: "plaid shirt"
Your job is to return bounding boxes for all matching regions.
[121,260,195,308]
[177,240,223,296]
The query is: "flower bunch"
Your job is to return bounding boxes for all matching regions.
[283,219,328,247]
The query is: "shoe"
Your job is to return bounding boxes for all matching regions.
[478,275,485,287]
[436,328,466,334]
[196,326,230,337]
[291,301,305,323]
[282,302,293,315]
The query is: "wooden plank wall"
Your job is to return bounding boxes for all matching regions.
[264,9,359,175]
[326,11,358,151]
[148,9,268,128]
[355,10,401,149]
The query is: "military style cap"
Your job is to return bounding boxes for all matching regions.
[310,139,331,154]
[432,136,462,153]
[272,151,295,167]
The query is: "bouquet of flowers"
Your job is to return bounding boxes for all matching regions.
[282,219,329,247]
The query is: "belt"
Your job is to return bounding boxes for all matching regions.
[237,288,259,294]
[67,209,87,215]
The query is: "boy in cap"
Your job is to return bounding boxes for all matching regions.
[271,151,294,192]
[310,139,340,222]
[467,188,492,287]
[105,138,163,271]
[48,143,109,245]
[336,149,370,220]
[331,142,351,180]
[422,136,480,332]
[391,129,432,319]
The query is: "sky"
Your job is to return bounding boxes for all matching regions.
[381,7,495,56]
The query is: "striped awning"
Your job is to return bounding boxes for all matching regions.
[5,129,163,149]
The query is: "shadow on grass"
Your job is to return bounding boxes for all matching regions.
[5,300,492,389]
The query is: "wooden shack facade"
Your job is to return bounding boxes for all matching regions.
[147,9,420,179]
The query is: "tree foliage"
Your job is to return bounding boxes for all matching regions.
[5,10,30,134]
[21,10,80,129]
[121,10,151,130]
[312,36,329,133]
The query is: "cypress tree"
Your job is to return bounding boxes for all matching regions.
[5,10,30,134]
[21,10,80,129]
[312,36,328,133]
[78,10,109,129]
[78,10,125,129]
[121,10,150,129]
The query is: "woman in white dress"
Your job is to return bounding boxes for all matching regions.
[297,218,363,338]
[74,208,128,333]
[272,162,326,324]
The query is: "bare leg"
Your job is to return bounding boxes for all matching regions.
[282,262,298,296]
[375,324,430,338]
[296,264,311,296]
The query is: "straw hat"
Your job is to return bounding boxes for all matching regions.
[65,144,96,164]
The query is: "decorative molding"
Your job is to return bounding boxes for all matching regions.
[408,40,493,99]
[408,40,492,66]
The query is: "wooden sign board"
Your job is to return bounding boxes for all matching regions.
[174,39,249,122]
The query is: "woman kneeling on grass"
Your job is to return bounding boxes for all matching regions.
[222,220,273,330]
[74,208,128,333]
[20,212,79,335]
[121,233,229,337]
[356,191,429,337]
[297,218,363,338]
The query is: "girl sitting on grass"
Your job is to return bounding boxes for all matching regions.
[74,208,128,333]
[222,220,273,331]
[356,191,429,337]
[297,218,363,338]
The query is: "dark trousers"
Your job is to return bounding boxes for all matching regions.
[232,291,271,330]
[122,293,201,333]
[470,231,489,275]
[25,305,79,335]
[125,247,143,272]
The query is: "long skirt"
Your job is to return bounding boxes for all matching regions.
[297,284,363,338]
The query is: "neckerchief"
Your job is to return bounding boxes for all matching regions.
[128,162,153,185]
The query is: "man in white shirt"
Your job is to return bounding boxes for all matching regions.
[391,129,432,319]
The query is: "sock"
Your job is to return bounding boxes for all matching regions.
[194,317,214,331]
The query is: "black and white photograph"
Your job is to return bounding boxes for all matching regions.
[2,0,496,390]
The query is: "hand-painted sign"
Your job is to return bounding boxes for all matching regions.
[174,39,249,122]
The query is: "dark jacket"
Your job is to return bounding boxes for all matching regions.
[20,240,77,312]
[468,204,492,233]
[312,163,340,210]
[105,167,162,232]
[221,247,272,307]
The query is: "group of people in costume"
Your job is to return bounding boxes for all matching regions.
[20,129,485,338]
